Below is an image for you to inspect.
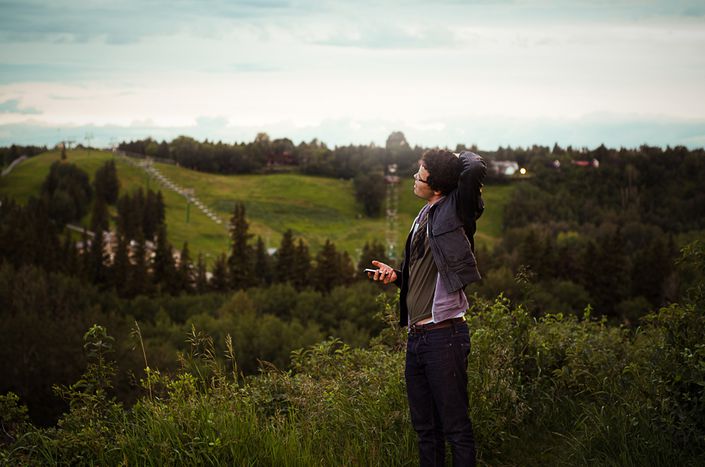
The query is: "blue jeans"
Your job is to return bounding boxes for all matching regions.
[405,320,476,467]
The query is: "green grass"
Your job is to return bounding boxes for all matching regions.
[0,149,514,262]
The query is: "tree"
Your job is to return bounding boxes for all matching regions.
[177,242,194,294]
[93,160,120,205]
[152,225,177,294]
[253,236,272,286]
[357,240,390,279]
[210,253,229,292]
[353,172,385,217]
[111,233,130,297]
[126,232,149,297]
[228,202,253,289]
[88,230,109,286]
[314,240,341,293]
[292,239,311,291]
[195,253,208,294]
[274,229,296,284]
[385,131,411,164]
[90,197,109,234]
[338,251,356,286]
[41,162,93,225]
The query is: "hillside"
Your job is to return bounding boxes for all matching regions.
[0,149,511,261]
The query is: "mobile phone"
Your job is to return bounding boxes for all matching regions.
[364,268,379,274]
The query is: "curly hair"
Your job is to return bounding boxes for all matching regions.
[421,149,461,195]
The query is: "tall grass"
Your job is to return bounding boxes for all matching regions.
[2,296,704,466]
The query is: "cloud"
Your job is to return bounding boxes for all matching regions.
[0,0,301,44]
[1,114,704,150]
[0,98,41,115]
[311,23,460,49]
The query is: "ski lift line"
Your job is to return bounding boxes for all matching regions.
[115,151,227,230]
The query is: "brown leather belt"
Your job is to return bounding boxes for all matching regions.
[408,317,465,335]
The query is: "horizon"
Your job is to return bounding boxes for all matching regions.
[1,0,705,149]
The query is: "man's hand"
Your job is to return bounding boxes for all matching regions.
[368,260,397,285]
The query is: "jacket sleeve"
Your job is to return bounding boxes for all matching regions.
[393,269,402,288]
[455,151,487,221]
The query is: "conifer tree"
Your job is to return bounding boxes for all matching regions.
[210,253,229,292]
[275,229,296,283]
[195,253,208,294]
[88,229,109,286]
[292,238,311,290]
[90,196,109,234]
[152,225,176,294]
[228,202,253,289]
[314,239,340,293]
[143,189,158,240]
[177,241,194,293]
[155,191,165,227]
[93,160,120,205]
[61,230,79,277]
[253,236,272,286]
[111,233,130,297]
[80,228,91,280]
[338,251,356,286]
[127,231,149,297]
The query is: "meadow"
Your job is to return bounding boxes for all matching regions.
[0,149,511,262]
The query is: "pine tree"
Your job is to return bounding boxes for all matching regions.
[89,229,109,286]
[80,228,91,280]
[314,239,340,293]
[143,189,158,240]
[155,191,165,227]
[292,238,311,291]
[253,236,271,286]
[61,230,79,277]
[93,160,120,205]
[210,253,229,292]
[338,251,355,286]
[177,242,194,294]
[90,196,109,234]
[152,225,176,294]
[111,233,130,297]
[195,253,208,294]
[127,232,149,297]
[227,202,253,289]
[274,229,296,283]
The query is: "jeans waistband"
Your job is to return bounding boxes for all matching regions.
[408,317,465,335]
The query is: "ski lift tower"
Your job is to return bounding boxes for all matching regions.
[385,164,400,262]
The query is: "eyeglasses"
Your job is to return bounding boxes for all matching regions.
[413,173,430,184]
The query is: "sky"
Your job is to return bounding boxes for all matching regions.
[1,0,704,150]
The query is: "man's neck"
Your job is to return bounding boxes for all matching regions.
[426,193,443,206]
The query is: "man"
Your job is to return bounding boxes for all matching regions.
[369,149,486,466]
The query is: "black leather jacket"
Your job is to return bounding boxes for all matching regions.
[394,151,486,327]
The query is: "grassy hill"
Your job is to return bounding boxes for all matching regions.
[0,149,513,263]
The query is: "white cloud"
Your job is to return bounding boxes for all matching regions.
[0,0,704,147]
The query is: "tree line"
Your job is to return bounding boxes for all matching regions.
[474,144,705,322]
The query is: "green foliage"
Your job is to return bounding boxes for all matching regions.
[92,159,120,205]
[0,148,509,261]
[3,296,705,465]
[228,202,254,289]
[40,161,93,226]
[353,171,385,217]
[0,393,30,448]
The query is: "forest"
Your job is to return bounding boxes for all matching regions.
[1,136,704,465]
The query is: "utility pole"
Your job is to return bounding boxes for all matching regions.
[385,163,400,262]
[184,188,195,223]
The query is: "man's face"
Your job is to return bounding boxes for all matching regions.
[413,163,434,200]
